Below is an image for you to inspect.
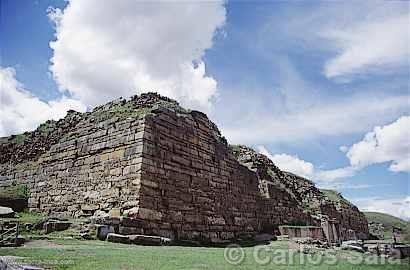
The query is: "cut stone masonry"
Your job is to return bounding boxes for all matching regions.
[0,93,368,243]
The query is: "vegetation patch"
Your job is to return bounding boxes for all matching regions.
[0,183,29,199]
[0,239,407,270]
[320,189,352,206]
[364,212,410,241]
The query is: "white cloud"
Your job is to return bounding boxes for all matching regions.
[256,145,355,182]
[315,166,357,182]
[0,67,86,137]
[256,115,410,183]
[323,15,409,79]
[48,0,226,111]
[317,182,373,191]
[339,146,348,153]
[257,145,314,178]
[352,196,410,221]
[221,93,409,145]
[267,1,409,81]
[346,116,410,173]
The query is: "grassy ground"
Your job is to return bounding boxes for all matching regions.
[1,211,408,269]
[14,211,45,224]
[0,239,408,270]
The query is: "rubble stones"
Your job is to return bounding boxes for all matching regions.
[341,240,366,253]
[368,222,385,239]
[232,145,369,241]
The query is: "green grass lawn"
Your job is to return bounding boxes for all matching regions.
[0,239,408,270]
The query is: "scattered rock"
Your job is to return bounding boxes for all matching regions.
[341,240,365,253]
[105,232,172,246]
[277,235,289,241]
[391,244,410,259]
[129,234,171,246]
[93,210,109,219]
[96,224,115,241]
[44,220,71,234]
[106,233,130,244]
[0,206,14,218]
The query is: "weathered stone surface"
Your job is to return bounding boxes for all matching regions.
[96,225,115,241]
[106,233,130,244]
[44,221,71,234]
[128,234,171,245]
[279,226,325,240]
[254,233,276,242]
[0,206,14,218]
[390,244,410,259]
[341,240,365,253]
[0,93,369,244]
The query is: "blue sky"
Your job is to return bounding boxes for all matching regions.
[1,0,409,219]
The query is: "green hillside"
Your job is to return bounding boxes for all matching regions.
[364,211,410,241]
[320,189,353,206]
[364,212,408,229]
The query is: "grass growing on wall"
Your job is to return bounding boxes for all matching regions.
[0,183,29,199]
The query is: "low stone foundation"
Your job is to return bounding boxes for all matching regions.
[279,226,325,240]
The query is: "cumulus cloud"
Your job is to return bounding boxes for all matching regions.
[48,0,226,111]
[0,67,86,137]
[315,166,357,182]
[352,196,410,221]
[257,146,314,178]
[257,145,354,181]
[221,93,409,145]
[323,15,409,79]
[346,116,410,173]
[256,115,410,183]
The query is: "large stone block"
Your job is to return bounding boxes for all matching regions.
[137,208,163,221]
[106,233,130,244]
[44,221,71,234]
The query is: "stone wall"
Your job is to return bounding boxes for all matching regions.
[279,226,325,240]
[0,98,148,217]
[129,107,314,242]
[0,93,368,243]
[231,146,369,240]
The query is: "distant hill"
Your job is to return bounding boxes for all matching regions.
[364,212,408,229]
[364,211,410,241]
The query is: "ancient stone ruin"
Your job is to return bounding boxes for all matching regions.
[0,93,369,244]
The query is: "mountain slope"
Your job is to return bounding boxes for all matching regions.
[364,212,409,229]
[364,211,409,241]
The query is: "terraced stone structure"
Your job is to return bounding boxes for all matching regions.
[0,93,368,243]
